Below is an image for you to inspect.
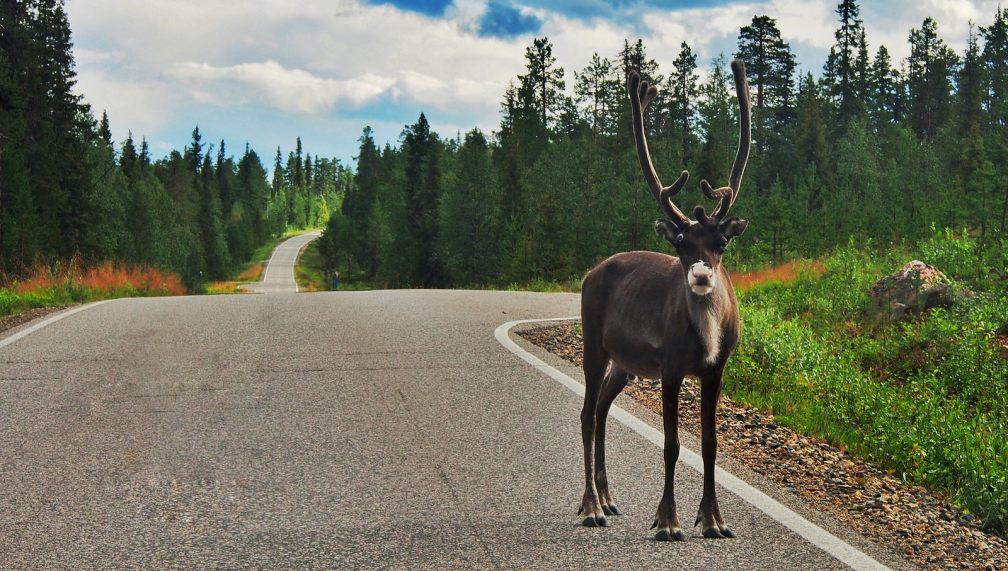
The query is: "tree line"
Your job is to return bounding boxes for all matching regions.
[321,0,1008,287]
[0,0,349,287]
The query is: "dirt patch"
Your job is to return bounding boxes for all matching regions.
[0,305,74,337]
[518,323,1007,571]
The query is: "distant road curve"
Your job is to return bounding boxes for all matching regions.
[248,230,321,293]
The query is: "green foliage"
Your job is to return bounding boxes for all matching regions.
[730,231,1008,533]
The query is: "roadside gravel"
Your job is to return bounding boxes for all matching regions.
[518,323,1007,571]
[0,305,72,336]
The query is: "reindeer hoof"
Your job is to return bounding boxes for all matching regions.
[602,504,622,516]
[720,526,736,538]
[582,515,608,527]
[655,527,686,542]
[702,527,725,539]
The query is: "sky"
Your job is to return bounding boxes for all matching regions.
[68,0,1003,167]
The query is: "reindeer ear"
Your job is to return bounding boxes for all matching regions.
[655,219,683,244]
[721,217,748,239]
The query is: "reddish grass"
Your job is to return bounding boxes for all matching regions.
[238,262,263,282]
[7,256,186,296]
[730,259,825,292]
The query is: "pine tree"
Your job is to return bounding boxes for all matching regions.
[906,17,959,141]
[982,7,1008,231]
[669,42,699,163]
[573,52,619,142]
[187,126,203,174]
[438,129,502,285]
[736,15,797,133]
[823,0,867,124]
[618,38,665,138]
[272,146,284,198]
[790,73,831,196]
[520,37,566,132]
[198,152,229,280]
[868,46,902,128]
[293,136,304,191]
[342,126,380,276]
[696,55,734,190]
[98,110,112,146]
[956,23,986,135]
[402,112,444,286]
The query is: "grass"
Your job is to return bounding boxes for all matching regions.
[294,241,327,292]
[504,277,582,292]
[724,233,1008,534]
[206,230,313,295]
[0,257,186,318]
[730,259,825,292]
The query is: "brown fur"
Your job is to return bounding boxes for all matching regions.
[575,61,751,541]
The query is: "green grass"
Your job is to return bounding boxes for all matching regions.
[504,277,582,292]
[294,240,327,292]
[725,232,1008,534]
[292,239,377,291]
[1,261,187,318]
[205,230,320,295]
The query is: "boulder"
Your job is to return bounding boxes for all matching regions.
[870,261,956,320]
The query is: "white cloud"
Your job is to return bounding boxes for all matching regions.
[171,60,394,114]
[75,71,179,139]
[66,0,1008,162]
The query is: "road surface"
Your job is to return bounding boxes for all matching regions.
[0,289,907,569]
[248,230,321,293]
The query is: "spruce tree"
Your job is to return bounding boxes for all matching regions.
[98,110,112,146]
[402,113,443,285]
[198,152,229,280]
[736,15,797,132]
[906,17,959,141]
[573,52,618,142]
[868,46,902,128]
[669,42,699,163]
[823,0,867,125]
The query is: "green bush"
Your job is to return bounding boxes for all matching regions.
[728,231,1008,533]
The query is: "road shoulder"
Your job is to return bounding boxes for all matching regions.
[503,318,913,571]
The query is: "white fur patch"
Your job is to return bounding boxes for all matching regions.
[692,305,722,364]
[688,262,717,295]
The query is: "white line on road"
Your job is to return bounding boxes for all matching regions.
[495,316,890,571]
[0,300,112,351]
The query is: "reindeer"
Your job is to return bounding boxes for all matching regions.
[577,60,751,541]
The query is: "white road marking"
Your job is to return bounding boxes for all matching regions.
[0,300,112,351]
[495,316,890,571]
[256,231,321,294]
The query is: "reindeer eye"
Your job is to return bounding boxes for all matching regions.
[673,233,685,245]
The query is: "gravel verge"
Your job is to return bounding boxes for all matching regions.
[518,323,1007,571]
[0,305,73,337]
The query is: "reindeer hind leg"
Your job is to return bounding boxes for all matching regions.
[594,364,629,516]
[578,329,609,527]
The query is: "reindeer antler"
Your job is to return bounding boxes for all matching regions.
[628,71,690,225]
[700,60,751,224]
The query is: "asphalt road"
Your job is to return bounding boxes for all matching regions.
[248,230,321,293]
[0,289,908,568]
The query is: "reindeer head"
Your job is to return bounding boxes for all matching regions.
[628,60,751,296]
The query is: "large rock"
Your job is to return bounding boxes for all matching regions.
[870,261,957,320]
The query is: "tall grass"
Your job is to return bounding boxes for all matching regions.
[0,256,186,317]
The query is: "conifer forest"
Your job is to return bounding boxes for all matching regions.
[2,1,1007,289]
[3,0,1008,537]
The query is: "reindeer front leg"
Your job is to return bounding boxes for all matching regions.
[696,367,734,538]
[653,368,685,541]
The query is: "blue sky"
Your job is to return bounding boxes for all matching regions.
[69,0,1001,168]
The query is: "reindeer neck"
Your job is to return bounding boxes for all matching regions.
[685,281,729,365]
